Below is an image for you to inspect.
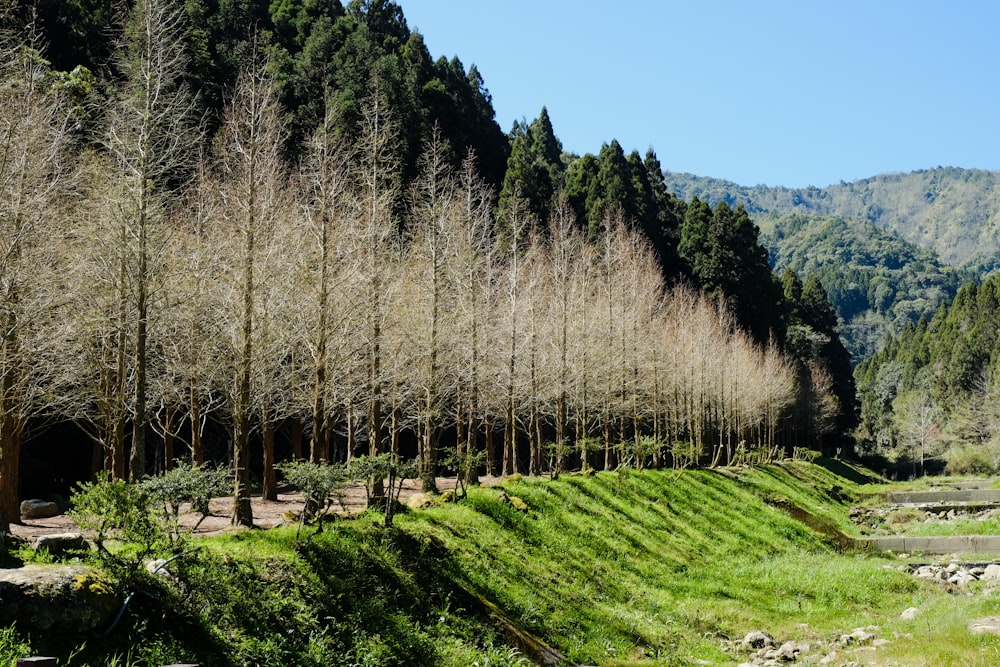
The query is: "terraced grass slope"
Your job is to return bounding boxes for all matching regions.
[12,460,1000,666]
[400,462,913,665]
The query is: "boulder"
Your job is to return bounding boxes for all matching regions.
[838,627,876,646]
[981,564,1000,581]
[900,607,920,620]
[0,565,120,634]
[969,617,1000,636]
[497,492,529,512]
[33,533,88,555]
[20,499,59,520]
[741,630,776,651]
[763,640,807,661]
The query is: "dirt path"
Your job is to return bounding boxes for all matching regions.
[9,476,495,543]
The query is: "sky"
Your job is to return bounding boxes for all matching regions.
[399,1,1000,188]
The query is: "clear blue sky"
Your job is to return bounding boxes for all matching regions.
[399,1,1000,188]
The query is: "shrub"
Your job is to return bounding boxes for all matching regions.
[140,461,230,536]
[944,445,994,475]
[70,472,171,587]
[276,460,352,536]
[349,454,419,527]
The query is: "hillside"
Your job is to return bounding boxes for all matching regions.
[10,461,1000,666]
[663,167,1000,273]
[761,213,968,361]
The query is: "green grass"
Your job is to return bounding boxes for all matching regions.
[898,515,1000,537]
[11,460,1000,666]
[398,463,1000,665]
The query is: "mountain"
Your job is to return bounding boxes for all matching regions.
[663,167,1000,273]
[762,213,968,362]
[661,167,999,361]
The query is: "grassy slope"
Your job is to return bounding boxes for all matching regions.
[13,461,1000,666]
[401,462,1000,666]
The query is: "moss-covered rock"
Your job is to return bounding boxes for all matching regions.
[0,565,120,633]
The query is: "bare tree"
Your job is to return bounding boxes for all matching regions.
[100,0,199,479]
[497,189,534,476]
[293,96,358,465]
[0,28,74,529]
[447,152,495,483]
[155,161,226,467]
[542,196,583,476]
[404,126,457,490]
[212,51,288,526]
[352,80,401,498]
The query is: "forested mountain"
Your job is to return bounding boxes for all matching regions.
[762,213,969,362]
[663,167,1000,273]
[0,0,857,532]
[856,274,1000,475]
[662,168,997,364]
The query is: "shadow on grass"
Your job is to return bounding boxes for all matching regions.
[814,457,883,486]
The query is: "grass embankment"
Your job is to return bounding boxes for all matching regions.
[8,460,1000,666]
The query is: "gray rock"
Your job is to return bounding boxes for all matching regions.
[949,570,976,586]
[981,564,1000,581]
[0,565,120,633]
[900,607,920,620]
[839,627,875,646]
[20,499,59,519]
[741,630,776,650]
[33,533,88,555]
[969,617,1000,636]
[406,492,435,510]
[764,640,806,661]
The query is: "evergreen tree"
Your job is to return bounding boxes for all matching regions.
[498,107,563,225]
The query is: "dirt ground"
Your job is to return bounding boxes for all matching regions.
[9,476,493,543]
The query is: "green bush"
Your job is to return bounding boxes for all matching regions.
[944,445,994,475]
[69,472,171,586]
[276,459,352,535]
[140,461,230,534]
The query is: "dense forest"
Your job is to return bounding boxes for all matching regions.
[856,274,1000,475]
[762,213,968,361]
[0,0,857,534]
[663,167,1000,272]
[663,170,996,364]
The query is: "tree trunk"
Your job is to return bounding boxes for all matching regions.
[0,423,23,531]
[262,410,277,501]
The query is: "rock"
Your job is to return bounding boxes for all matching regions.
[33,533,88,555]
[439,489,456,503]
[839,627,875,646]
[900,607,920,620]
[949,570,976,586]
[146,558,172,577]
[498,492,528,512]
[741,630,776,651]
[0,565,120,633]
[20,499,59,520]
[819,652,838,665]
[406,492,435,510]
[981,564,1000,581]
[763,640,806,661]
[969,617,1000,636]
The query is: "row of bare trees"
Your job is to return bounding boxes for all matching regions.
[0,0,838,531]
